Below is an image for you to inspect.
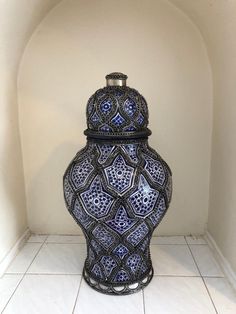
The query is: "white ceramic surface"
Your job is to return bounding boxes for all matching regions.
[3,274,81,314]
[74,279,144,314]
[151,236,186,245]
[204,277,236,314]
[27,243,86,274]
[185,236,207,245]
[189,245,224,277]
[6,243,42,274]
[151,245,200,276]
[0,274,23,312]
[144,276,216,314]
[27,235,48,243]
[46,235,86,244]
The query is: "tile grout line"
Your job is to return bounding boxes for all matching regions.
[1,236,48,313]
[142,289,146,314]
[184,236,218,314]
[72,276,83,314]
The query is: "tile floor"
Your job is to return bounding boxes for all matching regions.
[1,235,236,314]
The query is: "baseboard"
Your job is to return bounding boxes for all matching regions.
[205,231,236,290]
[0,228,31,277]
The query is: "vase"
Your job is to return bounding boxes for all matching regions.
[63,73,172,295]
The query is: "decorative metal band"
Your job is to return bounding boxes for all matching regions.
[83,267,154,295]
[84,128,152,140]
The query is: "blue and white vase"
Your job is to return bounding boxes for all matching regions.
[63,73,172,295]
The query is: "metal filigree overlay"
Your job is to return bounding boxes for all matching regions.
[63,73,172,295]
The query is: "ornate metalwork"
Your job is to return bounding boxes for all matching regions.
[63,73,172,295]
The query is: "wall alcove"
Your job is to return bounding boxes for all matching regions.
[18,0,212,235]
[1,0,236,278]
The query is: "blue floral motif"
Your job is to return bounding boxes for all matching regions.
[92,225,116,250]
[92,263,104,279]
[113,244,129,260]
[100,98,112,114]
[144,154,166,186]
[91,112,100,125]
[98,144,115,164]
[104,155,134,194]
[81,176,114,219]
[70,158,94,189]
[113,269,130,283]
[121,144,138,164]
[127,222,149,246]
[149,197,166,227]
[72,199,92,229]
[99,124,113,132]
[101,256,117,277]
[106,205,136,234]
[128,175,159,217]
[111,112,126,127]
[126,254,142,274]
[124,97,137,117]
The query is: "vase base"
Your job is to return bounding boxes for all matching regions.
[82,267,154,295]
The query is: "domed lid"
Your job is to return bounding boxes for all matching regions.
[84,73,151,139]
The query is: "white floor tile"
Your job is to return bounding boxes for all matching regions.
[46,235,86,244]
[151,236,186,245]
[74,279,144,314]
[0,274,23,312]
[6,243,42,274]
[204,277,236,314]
[3,275,81,314]
[189,245,224,277]
[186,235,207,245]
[151,245,200,276]
[27,235,48,243]
[144,276,216,314]
[27,243,86,274]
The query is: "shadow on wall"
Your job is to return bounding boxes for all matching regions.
[0,86,27,248]
[27,141,84,235]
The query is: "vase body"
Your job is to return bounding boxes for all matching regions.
[63,73,172,295]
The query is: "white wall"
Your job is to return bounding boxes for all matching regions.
[0,0,60,266]
[18,0,212,235]
[171,0,236,273]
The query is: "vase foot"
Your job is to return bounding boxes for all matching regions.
[82,267,154,295]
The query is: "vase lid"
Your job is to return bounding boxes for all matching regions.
[84,73,151,140]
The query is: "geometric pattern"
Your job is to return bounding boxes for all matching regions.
[100,98,112,115]
[128,175,159,217]
[106,205,136,234]
[104,155,134,194]
[127,222,149,247]
[111,112,126,127]
[149,197,167,227]
[64,140,172,288]
[144,154,166,186]
[86,84,149,135]
[92,225,116,250]
[121,144,138,164]
[113,269,130,283]
[113,244,129,260]
[72,198,93,229]
[126,254,142,274]
[98,144,114,164]
[91,263,104,279]
[124,97,137,117]
[70,158,94,189]
[101,256,117,277]
[63,74,172,292]
[80,176,114,219]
